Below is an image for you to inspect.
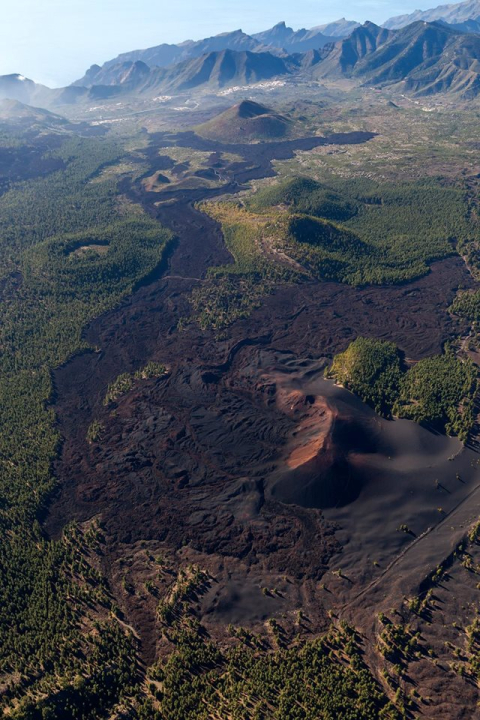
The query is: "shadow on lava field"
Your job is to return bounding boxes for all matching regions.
[45,254,479,660]
[43,125,479,664]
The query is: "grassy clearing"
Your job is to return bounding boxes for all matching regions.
[157,146,212,169]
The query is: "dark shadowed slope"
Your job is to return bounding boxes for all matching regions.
[196,100,293,141]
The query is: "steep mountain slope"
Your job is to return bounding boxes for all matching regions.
[74,60,151,88]
[186,29,265,56]
[76,25,330,87]
[0,99,67,127]
[297,49,325,71]
[353,21,480,96]
[196,99,293,141]
[447,17,480,31]
[86,50,295,95]
[79,46,186,80]
[354,21,463,83]
[0,74,35,103]
[157,49,294,91]
[314,18,361,37]
[384,0,480,29]
[0,74,97,109]
[252,21,334,52]
[401,28,480,95]
[75,29,264,85]
[0,74,53,106]
[310,20,480,96]
[312,22,392,78]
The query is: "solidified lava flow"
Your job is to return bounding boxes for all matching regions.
[45,130,476,659]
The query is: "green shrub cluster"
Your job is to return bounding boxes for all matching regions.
[104,362,167,405]
[249,176,359,221]
[327,338,478,441]
[326,337,403,415]
[450,289,480,322]
[395,351,478,440]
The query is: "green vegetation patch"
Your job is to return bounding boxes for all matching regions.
[0,218,172,373]
[250,175,472,285]
[451,289,480,323]
[147,622,400,720]
[250,176,359,221]
[193,173,472,331]
[327,339,478,441]
[326,337,403,416]
[395,351,478,440]
[0,131,172,715]
[10,623,138,720]
[104,361,167,405]
[87,419,104,444]
[285,213,375,284]
[190,202,298,330]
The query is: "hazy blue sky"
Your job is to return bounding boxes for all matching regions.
[1,0,443,87]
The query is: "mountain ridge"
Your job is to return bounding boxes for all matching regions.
[75,23,335,86]
[251,21,334,53]
[69,1,480,92]
[5,8,480,111]
[383,0,480,29]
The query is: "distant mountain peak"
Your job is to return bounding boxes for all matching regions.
[0,73,53,106]
[384,0,480,29]
[254,20,293,38]
[25,4,480,108]
[217,28,245,37]
[3,73,32,82]
[252,20,333,52]
[0,98,67,125]
[314,18,361,37]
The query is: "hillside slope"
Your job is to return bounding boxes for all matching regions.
[196,100,293,141]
